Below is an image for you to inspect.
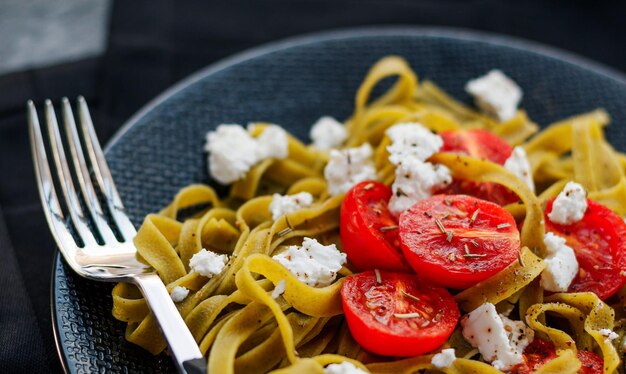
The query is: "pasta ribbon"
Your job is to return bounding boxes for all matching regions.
[455,247,545,312]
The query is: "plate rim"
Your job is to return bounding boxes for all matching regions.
[105,25,626,153]
[52,25,626,372]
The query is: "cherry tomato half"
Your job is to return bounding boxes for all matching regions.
[544,198,626,300]
[510,338,603,374]
[438,129,518,205]
[341,270,459,357]
[340,181,412,272]
[399,194,520,289]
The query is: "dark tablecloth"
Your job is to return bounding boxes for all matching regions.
[0,0,624,372]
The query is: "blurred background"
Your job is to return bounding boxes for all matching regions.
[0,0,624,372]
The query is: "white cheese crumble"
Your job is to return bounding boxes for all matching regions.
[548,181,588,225]
[461,302,534,371]
[189,249,228,278]
[386,122,444,164]
[324,361,368,374]
[324,144,377,196]
[269,192,314,220]
[310,116,348,150]
[504,146,535,192]
[388,157,451,216]
[205,124,289,184]
[272,237,346,287]
[170,286,190,302]
[384,123,451,216]
[271,279,286,299]
[255,124,289,160]
[465,70,523,121]
[541,232,579,292]
[205,125,260,184]
[600,328,619,342]
[431,348,456,369]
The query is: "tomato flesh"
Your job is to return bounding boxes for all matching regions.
[438,129,518,205]
[341,271,459,357]
[544,198,626,299]
[399,194,520,289]
[340,181,411,272]
[510,338,603,374]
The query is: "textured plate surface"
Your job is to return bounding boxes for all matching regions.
[52,27,626,373]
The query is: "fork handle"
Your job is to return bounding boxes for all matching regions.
[133,274,205,373]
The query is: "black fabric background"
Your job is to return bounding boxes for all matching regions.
[0,1,624,372]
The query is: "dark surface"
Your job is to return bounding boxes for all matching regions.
[56,29,626,372]
[0,1,625,372]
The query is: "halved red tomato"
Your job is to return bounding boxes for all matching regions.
[399,194,520,289]
[438,129,518,205]
[340,181,412,272]
[510,338,603,374]
[544,198,626,299]
[341,270,459,357]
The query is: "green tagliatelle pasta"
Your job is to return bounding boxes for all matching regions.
[111,56,626,373]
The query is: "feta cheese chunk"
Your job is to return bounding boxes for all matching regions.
[170,286,190,302]
[310,116,348,150]
[255,124,289,160]
[205,124,289,184]
[324,144,377,196]
[205,125,260,184]
[548,181,588,225]
[324,361,368,374]
[431,348,456,369]
[189,249,228,278]
[462,302,534,371]
[504,146,535,192]
[386,122,444,164]
[269,192,314,220]
[466,70,522,121]
[541,232,579,292]
[388,157,451,216]
[599,328,619,342]
[271,279,287,299]
[272,237,347,287]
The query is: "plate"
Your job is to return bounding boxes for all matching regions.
[52,27,626,373]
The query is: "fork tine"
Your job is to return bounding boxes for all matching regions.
[45,100,98,247]
[61,98,118,244]
[28,101,81,262]
[77,96,137,240]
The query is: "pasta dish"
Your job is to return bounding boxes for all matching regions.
[111,56,626,373]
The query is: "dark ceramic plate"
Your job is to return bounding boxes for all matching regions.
[52,27,626,373]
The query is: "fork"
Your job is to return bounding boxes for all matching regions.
[28,97,205,374]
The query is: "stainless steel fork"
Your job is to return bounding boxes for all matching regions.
[28,97,205,373]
